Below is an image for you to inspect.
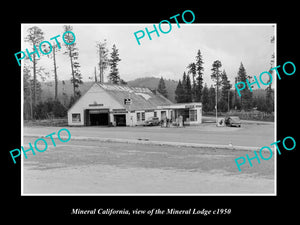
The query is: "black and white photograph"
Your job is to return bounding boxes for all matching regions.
[4,3,299,221]
[20,23,276,195]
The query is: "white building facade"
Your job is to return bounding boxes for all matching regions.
[68,83,202,127]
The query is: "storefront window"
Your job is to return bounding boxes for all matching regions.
[72,113,81,122]
[189,109,197,121]
[137,112,141,121]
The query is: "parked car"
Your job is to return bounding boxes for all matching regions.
[225,116,241,127]
[143,117,160,126]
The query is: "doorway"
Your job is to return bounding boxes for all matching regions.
[85,109,109,126]
[114,114,126,126]
[90,113,109,126]
[161,111,167,119]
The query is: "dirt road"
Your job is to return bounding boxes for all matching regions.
[22,138,275,195]
[23,122,275,148]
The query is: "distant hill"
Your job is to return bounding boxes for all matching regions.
[40,77,178,105]
[40,80,94,105]
[40,78,270,106]
[127,77,178,103]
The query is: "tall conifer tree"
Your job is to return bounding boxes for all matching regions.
[187,62,196,101]
[24,26,44,108]
[63,25,82,99]
[266,35,275,113]
[236,62,252,110]
[201,83,209,112]
[208,85,216,111]
[157,77,168,98]
[96,39,109,83]
[108,44,121,84]
[195,50,204,102]
[220,70,232,112]
[185,74,192,102]
[175,80,184,103]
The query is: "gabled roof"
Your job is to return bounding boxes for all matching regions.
[96,83,173,111]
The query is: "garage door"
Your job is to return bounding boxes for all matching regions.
[85,109,109,126]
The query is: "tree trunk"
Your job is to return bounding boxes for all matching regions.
[94,66,97,82]
[33,53,36,109]
[53,46,58,100]
[29,81,33,120]
[69,48,75,97]
[99,48,103,83]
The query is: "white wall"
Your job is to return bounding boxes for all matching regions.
[68,83,124,126]
[198,107,202,123]
[135,110,145,126]
[186,107,202,125]
[126,112,134,126]
[145,111,155,121]
[155,109,169,120]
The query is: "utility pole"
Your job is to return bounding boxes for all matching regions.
[129,90,132,126]
[94,66,97,82]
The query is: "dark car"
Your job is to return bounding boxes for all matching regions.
[225,116,241,127]
[143,117,160,126]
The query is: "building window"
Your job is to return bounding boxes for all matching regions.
[154,111,157,117]
[189,110,197,122]
[137,112,141,121]
[141,112,145,121]
[72,113,81,122]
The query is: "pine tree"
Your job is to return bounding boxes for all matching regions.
[96,39,109,83]
[157,77,168,98]
[108,44,121,84]
[211,60,222,96]
[187,62,196,101]
[211,60,222,116]
[175,80,185,103]
[253,96,267,112]
[208,85,216,111]
[236,62,252,110]
[182,72,187,88]
[62,80,68,107]
[23,65,33,119]
[265,78,274,113]
[63,25,83,98]
[24,26,44,109]
[181,72,187,102]
[265,35,275,113]
[180,72,193,102]
[41,41,61,100]
[185,74,192,102]
[220,70,232,112]
[201,83,209,112]
[195,50,204,102]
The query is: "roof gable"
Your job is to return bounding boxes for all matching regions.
[68,82,173,112]
[97,83,173,111]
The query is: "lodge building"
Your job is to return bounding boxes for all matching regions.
[67,83,202,126]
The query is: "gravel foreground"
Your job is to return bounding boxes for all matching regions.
[22,138,275,195]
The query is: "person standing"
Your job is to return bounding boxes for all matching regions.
[179,115,183,127]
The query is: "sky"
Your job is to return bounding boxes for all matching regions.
[21,23,275,88]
